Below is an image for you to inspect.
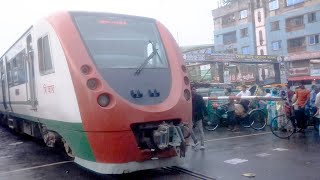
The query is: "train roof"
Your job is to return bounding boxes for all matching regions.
[0,26,32,60]
[0,11,157,60]
[68,11,156,22]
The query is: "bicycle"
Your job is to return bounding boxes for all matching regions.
[270,104,320,139]
[203,103,267,131]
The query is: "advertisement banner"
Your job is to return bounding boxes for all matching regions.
[289,67,310,77]
[311,69,320,76]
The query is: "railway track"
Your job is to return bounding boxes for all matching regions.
[162,166,216,180]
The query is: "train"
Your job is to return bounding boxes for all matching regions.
[0,11,192,174]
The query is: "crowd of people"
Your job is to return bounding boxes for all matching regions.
[189,82,320,150]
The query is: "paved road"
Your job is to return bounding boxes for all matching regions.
[184,128,320,180]
[0,126,319,180]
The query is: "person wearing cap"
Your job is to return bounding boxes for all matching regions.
[236,85,251,112]
[292,83,310,132]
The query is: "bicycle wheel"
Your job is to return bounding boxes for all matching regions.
[249,110,267,130]
[239,115,252,128]
[204,113,220,131]
[270,114,295,139]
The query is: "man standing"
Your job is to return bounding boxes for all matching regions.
[309,85,318,115]
[236,85,251,112]
[190,85,207,150]
[293,83,310,132]
[237,85,252,96]
[287,85,294,105]
[224,87,238,131]
[313,87,320,117]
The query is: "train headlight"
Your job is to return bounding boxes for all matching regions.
[87,78,99,90]
[184,76,190,85]
[181,65,187,73]
[184,89,191,101]
[98,94,110,107]
[81,65,91,75]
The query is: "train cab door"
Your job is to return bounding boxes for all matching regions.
[26,34,37,110]
[0,59,8,110]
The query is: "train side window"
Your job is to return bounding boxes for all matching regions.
[6,62,13,87]
[8,50,27,87]
[38,35,54,75]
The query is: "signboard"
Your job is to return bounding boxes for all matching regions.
[185,54,279,64]
[184,54,205,61]
[230,73,255,82]
[311,69,320,76]
[200,64,211,80]
[289,67,310,77]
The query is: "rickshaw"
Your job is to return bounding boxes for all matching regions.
[270,100,320,139]
[199,84,268,131]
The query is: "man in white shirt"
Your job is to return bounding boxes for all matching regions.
[314,90,320,118]
[237,85,251,97]
[265,89,272,97]
[236,85,251,112]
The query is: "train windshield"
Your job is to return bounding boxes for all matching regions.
[72,14,168,69]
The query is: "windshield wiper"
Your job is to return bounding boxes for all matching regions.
[134,40,162,76]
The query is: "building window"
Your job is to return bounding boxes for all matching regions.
[258,12,262,22]
[38,35,54,75]
[222,13,235,25]
[260,49,264,55]
[272,41,282,50]
[309,35,319,45]
[214,18,220,26]
[270,21,280,31]
[259,30,263,45]
[286,0,304,7]
[240,28,248,38]
[287,37,306,52]
[241,46,250,55]
[223,31,237,44]
[286,15,304,30]
[225,48,237,54]
[269,0,279,11]
[308,12,317,23]
[240,10,248,19]
[291,60,309,68]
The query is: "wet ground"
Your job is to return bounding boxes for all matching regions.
[0,125,319,180]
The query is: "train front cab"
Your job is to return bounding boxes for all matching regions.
[48,11,192,174]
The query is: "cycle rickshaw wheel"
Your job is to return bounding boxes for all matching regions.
[204,113,220,131]
[270,114,295,139]
[249,109,267,130]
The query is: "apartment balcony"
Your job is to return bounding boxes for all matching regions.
[222,21,237,28]
[288,46,306,53]
[286,24,305,32]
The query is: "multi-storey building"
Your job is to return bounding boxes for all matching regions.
[212,0,320,85]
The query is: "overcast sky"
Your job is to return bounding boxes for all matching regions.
[0,0,218,54]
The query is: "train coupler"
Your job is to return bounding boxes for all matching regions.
[152,123,187,157]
